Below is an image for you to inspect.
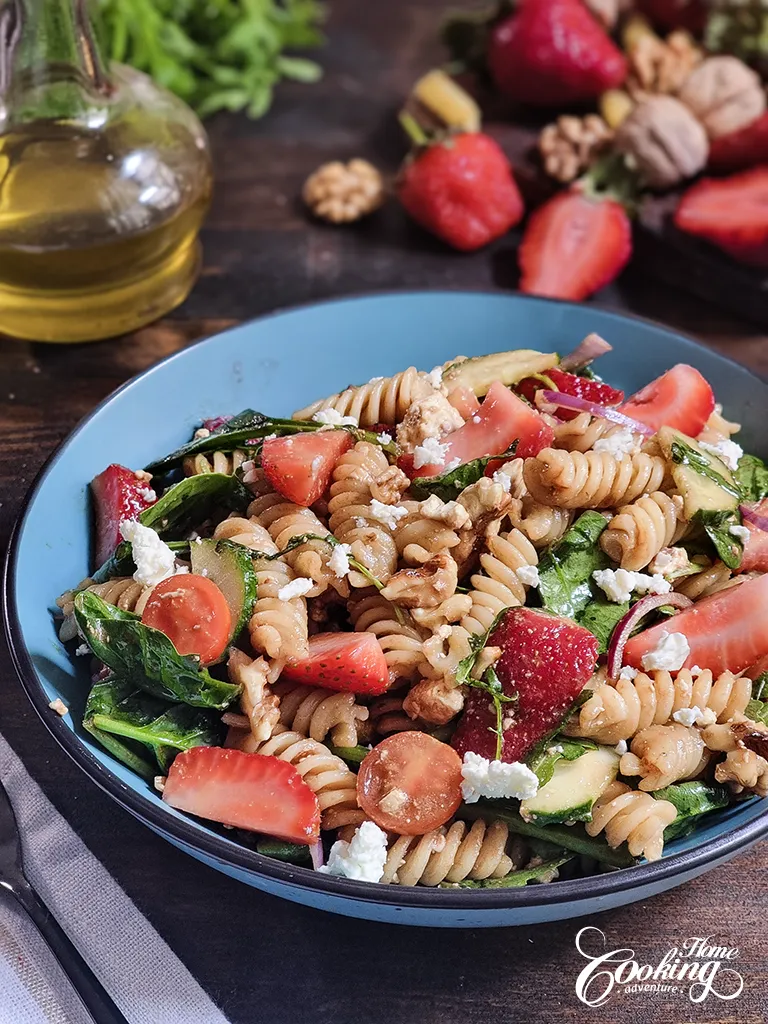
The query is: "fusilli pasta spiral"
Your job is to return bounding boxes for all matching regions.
[349,593,427,682]
[508,495,574,548]
[551,412,625,453]
[675,561,738,600]
[461,528,538,636]
[600,492,686,571]
[619,723,708,791]
[585,781,677,861]
[524,449,667,509]
[293,367,434,427]
[272,679,369,747]
[393,498,468,565]
[58,577,153,641]
[183,449,248,477]
[697,406,741,445]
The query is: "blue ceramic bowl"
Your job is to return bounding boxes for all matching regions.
[5,292,768,927]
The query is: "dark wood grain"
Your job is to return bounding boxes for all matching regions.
[1,2,767,1022]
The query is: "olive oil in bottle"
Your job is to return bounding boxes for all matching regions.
[0,3,212,343]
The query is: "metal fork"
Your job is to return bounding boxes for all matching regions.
[0,773,129,1024]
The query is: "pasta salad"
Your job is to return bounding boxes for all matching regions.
[55,334,768,889]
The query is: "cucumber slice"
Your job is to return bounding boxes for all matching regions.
[442,349,559,397]
[190,539,258,643]
[657,427,739,519]
[520,747,619,825]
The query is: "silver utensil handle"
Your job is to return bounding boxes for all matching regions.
[10,878,129,1024]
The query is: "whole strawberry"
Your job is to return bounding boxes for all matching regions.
[397,132,524,251]
[488,0,627,107]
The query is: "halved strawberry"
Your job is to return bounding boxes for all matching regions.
[452,607,599,763]
[736,500,768,574]
[162,746,321,844]
[674,168,768,267]
[261,430,353,507]
[518,189,632,302]
[91,464,157,568]
[400,380,554,479]
[623,573,768,678]
[708,112,768,174]
[282,631,390,696]
[620,364,715,436]
[517,368,624,422]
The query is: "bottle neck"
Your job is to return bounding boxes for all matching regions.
[0,0,111,128]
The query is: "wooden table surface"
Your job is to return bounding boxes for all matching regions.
[1,2,767,1021]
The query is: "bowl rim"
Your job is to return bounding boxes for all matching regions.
[5,289,768,911]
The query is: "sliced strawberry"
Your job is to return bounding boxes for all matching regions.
[261,430,353,507]
[400,380,554,479]
[708,113,768,174]
[674,169,768,268]
[518,190,632,302]
[623,573,768,678]
[91,464,156,568]
[162,746,321,844]
[447,386,481,420]
[736,500,768,574]
[517,368,624,422]
[620,364,715,436]
[746,653,768,680]
[282,631,390,696]
[452,607,599,763]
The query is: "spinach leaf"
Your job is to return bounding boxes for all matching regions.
[83,722,157,780]
[141,473,251,539]
[442,855,572,888]
[527,737,597,788]
[538,512,611,620]
[654,781,732,841]
[670,439,741,499]
[745,697,768,727]
[578,598,630,655]
[459,802,635,868]
[735,453,768,502]
[255,839,312,865]
[693,508,744,570]
[410,444,518,502]
[329,744,369,767]
[91,540,190,585]
[74,592,240,710]
[146,409,396,473]
[84,676,222,767]
[752,673,768,702]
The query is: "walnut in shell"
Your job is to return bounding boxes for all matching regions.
[615,95,708,189]
[677,56,766,140]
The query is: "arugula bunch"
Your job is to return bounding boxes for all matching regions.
[98,0,326,118]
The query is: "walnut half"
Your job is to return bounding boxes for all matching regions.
[303,159,385,223]
[380,553,458,609]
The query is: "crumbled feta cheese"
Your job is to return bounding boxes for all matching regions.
[119,520,177,586]
[618,665,639,681]
[369,499,409,530]
[592,568,672,604]
[614,740,628,755]
[412,436,450,469]
[319,821,388,883]
[426,366,444,389]
[672,705,705,727]
[138,486,156,503]
[277,577,314,601]
[377,432,392,445]
[492,468,512,492]
[700,439,743,471]
[640,630,690,673]
[689,664,703,676]
[460,751,539,803]
[48,698,69,716]
[648,546,689,577]
[74,643,90,657]
[312,408,358,427]
[328,543,352,579]
[444,457,461,472]
[419,494,470,528]
[593,428,640,457]
[547,744,565,755]
[516,564,540,588]
[729,524,751,544]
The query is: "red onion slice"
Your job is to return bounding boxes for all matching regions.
[606,592,694,680]
[310,841,325,871]
[540,390,655,437]
[559,333,612,371]
[740,503,768,533]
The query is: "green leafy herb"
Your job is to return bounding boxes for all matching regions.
[141,473,252,538]
[752,673,768,702]
[527,737,597,788]
[735,453,768,503]
[670,440,741,499]
[146,409,396,474]
[74,592,240,710]
[255,838,312,864]
[410,444,517,502]
[442,855,572,888]
[537,512,611,620]
[578,599,630,655]
[459,802,635,868]
[98,0,326,120]
[84,676,222,770]
[745,697,768,727]
[654,781,732,841]
[693,508,744,570]
[470,666,517,762]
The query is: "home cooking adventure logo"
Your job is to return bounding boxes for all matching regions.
[573,927,744,1006]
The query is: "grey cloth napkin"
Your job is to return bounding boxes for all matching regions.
[0,733,232,1024]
